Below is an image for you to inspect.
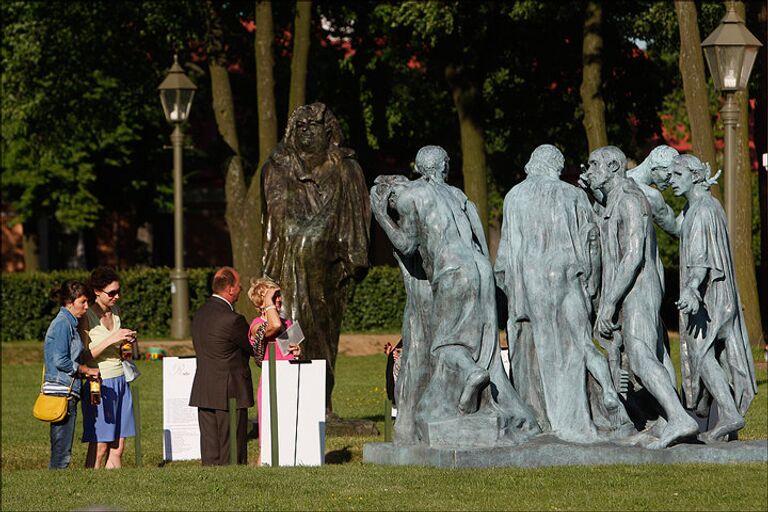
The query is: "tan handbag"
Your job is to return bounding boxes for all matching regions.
[32,366,73,423]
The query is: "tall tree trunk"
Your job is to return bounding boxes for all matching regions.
[255,0,278,167]
[755,0,768,339]
[732,1,763,345]
[207,0,261,319]
[580,0,608,152]
[22,226,39,272]
[288,1,312,117]
[445,64,488,238]
[674,0,722,201]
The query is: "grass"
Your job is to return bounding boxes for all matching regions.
[2,341,767,511]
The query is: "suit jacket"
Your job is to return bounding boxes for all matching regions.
[189,297,254,410]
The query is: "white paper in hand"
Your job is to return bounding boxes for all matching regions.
[276,321,304,356]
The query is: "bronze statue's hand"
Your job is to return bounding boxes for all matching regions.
[370,185,389,211]
[676,286,700,316]
[596,304,617,338]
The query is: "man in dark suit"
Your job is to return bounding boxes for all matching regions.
[189,266,253,465]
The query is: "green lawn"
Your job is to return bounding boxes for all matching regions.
[2,343,767,511]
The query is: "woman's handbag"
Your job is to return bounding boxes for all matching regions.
[32,366,73,423]
[122,359,141,382]
[250,322,267,367]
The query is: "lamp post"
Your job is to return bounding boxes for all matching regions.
[158,55,197,339]
[701,4,762,235]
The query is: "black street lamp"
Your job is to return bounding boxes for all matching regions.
[158,55,197,339]
[701,5,762,233]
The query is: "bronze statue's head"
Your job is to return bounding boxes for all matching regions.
[584,145,626,190]
[646,145,679,190]
[669,154,719,197]
[415,145,449,183]
[285,102,344,155]
[525,144,564,178]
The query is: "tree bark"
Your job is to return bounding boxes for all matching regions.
[755,0,768,340]
[731,1,763,345]
[579,0,608,152]
[288,1,312,117]
[255,0,278,167]
[674,0,722,201]
[445,64,488,238]
[22,228,39,272]
[207,0,261,318]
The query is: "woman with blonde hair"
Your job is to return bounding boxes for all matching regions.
[247,277,301,465]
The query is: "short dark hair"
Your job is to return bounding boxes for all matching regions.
[50,280,88,306]
[212,266,238,293]
[88,266,120,301]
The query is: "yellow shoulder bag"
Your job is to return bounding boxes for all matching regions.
[32,366,73,423]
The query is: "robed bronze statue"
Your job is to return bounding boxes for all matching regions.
[261,103,371,411]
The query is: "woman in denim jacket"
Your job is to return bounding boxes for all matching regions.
[43,280,130,469]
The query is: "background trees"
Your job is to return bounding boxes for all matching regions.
[2,0,764,342]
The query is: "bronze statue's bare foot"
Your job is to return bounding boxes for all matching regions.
[602,389,621,412]
[458,369,490,414]
[646,415,699,449]
[699,414,744,444]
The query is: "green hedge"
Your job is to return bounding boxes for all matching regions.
[0,266,405,341]
[342,265,406,333]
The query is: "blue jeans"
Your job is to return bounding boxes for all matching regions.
[49,398,78,469]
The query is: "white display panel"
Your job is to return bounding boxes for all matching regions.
[260,359,326,467]
[162,357,201,461]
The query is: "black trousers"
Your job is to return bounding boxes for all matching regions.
[197,407,248,465]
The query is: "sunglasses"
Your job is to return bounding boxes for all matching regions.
[104,289,121,298]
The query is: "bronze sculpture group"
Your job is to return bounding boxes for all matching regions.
[261,101,756,452]
[373,142,756,450]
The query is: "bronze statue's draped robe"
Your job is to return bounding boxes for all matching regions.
[373,175,538,444]
[262,144,370,405]
[678,195,756,415]
[495,174,603,442]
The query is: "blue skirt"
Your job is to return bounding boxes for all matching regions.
[81,375,136,443]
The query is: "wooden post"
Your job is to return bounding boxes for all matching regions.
[383,399,393,442]
[268,342,279,466]
[228,397,238,465]
[131,383,142,466]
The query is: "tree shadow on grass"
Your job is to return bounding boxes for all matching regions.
[325,446,352,464]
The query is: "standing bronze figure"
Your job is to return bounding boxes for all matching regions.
[261,103,371,411]
[669,154,756,442]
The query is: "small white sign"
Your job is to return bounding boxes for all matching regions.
[276,321,305,356]
[261,359,326,467]
[500,349,511,378]
[163,357,201,461]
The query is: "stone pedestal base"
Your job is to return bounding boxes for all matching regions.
[363,436,767,468]
[417,413,522,446]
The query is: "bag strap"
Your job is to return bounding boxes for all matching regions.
[40,363,76,395]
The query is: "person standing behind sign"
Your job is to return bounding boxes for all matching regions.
[189,267,253,465]
[80,266,138,469]
[247,277,301,466]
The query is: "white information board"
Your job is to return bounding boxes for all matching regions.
[261,359,326,467]
[163,357,201,461]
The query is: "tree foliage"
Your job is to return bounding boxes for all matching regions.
[0,2,202,231]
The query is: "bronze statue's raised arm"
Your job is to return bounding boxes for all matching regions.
[370,183,418,257]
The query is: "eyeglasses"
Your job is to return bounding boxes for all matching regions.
[104,289,121,298]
